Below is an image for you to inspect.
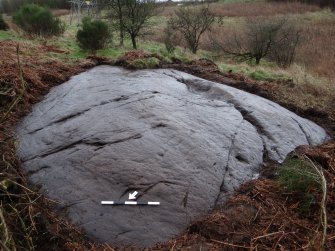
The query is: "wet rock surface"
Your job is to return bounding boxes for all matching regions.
[16,66,327,246]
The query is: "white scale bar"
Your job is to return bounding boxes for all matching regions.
[101,201,160,206]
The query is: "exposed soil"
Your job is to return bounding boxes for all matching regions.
[0,44,334,251]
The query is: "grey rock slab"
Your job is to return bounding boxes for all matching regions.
[16,66,327,246]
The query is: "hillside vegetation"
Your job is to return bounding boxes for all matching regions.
[271,0,334,9]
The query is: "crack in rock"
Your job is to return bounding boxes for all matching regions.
[22,133,143,162]
[27,165,52,175]
[291,116,312,145]
[25,91,159,135]
[213,119,244,207]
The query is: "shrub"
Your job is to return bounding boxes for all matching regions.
[0,14,9,30]
[163,20,179,54]
[76,17,111,53]
[13,4,64,37]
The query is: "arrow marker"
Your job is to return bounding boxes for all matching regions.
[129,191,138,200]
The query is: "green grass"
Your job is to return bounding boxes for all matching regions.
[43,23,294,84]
[0,30,29,42]
[278,158,321,193]
[277,158,322,215]
[139,40,204,63]
[287,8,335,23]
[219,61,290,82]
[217,0,265,3]
[96,47,125,58]
[149,15,168,25]
[2,11,329,89]
[0,30,16,40]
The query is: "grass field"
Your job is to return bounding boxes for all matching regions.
[1,2,334,114]
[156,2,334,79]
[150,1,335,117]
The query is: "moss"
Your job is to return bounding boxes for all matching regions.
[132,57,160,69]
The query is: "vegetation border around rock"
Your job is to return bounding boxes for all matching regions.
[0,1,334,248]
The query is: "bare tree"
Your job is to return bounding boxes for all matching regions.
[213,17,300,66]
[169,5,215,54]
[109,0,157,49]
[268,21,301,67]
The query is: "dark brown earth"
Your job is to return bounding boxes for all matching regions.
[1,44,334,250]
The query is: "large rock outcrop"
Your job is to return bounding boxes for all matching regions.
[16,66,327,246]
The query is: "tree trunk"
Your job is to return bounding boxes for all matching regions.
[119,27,124,46]
[117,1,124,46]
[131,35,137,49]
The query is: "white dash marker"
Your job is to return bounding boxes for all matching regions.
[125,201,137,205]
[148,202,160,205]
[101,201,114,205]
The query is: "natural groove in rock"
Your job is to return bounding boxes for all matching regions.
[26,91,159,135]
[23,133,143,162]
[214,119,244,207]
[291,116,312,145]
